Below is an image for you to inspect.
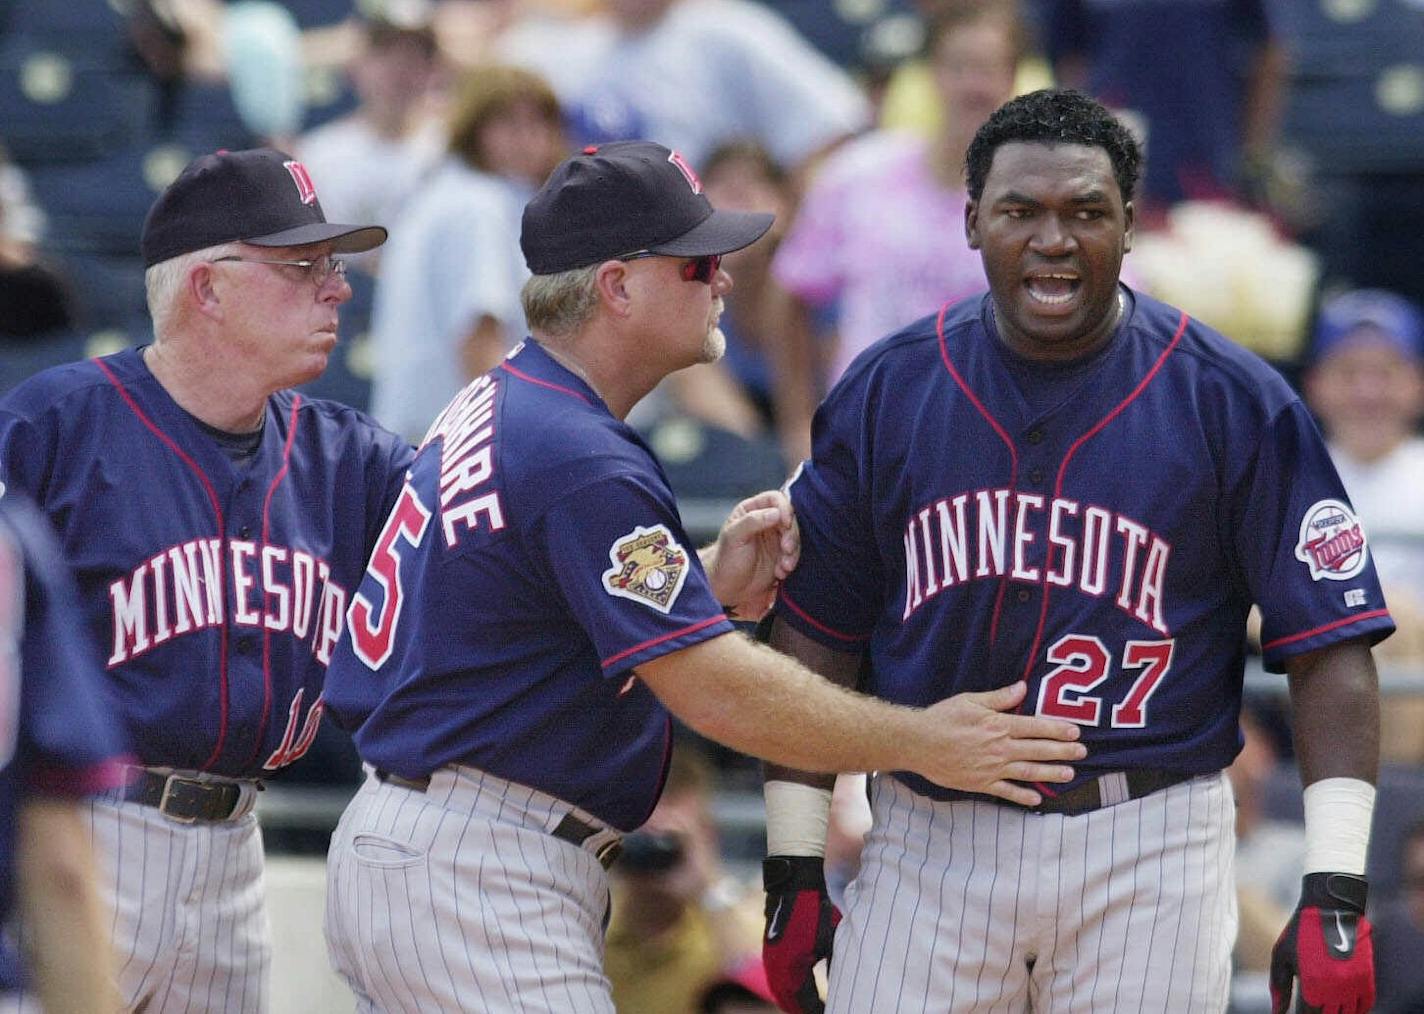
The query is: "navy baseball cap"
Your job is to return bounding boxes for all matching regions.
[140,148,387,267]
[520,140,773,275]
[1312,288,1424,364]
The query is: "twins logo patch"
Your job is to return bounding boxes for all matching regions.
[602,524,689,613]
[1295,498,1368,581]
[667,150,703,195]
[284,160,318,205]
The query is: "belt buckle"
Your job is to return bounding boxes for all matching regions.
[158,774,200,824]
[586,828,623,869]
[593,836,623,869]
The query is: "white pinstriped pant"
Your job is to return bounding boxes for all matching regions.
[324,766,615,1013]
[96,793,268,1014]
[827,771,1237,1014]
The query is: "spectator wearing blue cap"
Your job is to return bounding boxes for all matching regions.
[1304,289,1424,753]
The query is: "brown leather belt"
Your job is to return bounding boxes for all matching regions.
[120,769,255,824]
[374,769,623,869]
[1030,769,1198,816]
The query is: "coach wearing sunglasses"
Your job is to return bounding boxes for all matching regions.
[319,139,1087,1013]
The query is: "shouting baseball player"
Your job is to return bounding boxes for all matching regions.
[759,89,1391,1014]
[0,149,414,1012]
[0,494,129,1011]
[319,140,1088,1013]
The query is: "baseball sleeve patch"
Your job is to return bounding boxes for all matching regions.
[1294,499,1369,581]
[601,524,690,613]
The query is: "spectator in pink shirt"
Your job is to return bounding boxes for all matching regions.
[772,0,1024,389]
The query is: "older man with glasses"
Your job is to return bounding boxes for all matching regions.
[0,147,420,1012]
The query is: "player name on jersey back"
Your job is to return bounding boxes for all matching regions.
[901,487,1168,634]
[106,538,347,667]
[425,373,506,547]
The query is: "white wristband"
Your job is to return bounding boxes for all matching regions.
[764,780,833,858]
[1302,777,1375,875]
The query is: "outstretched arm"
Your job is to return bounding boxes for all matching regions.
[637,627,1085,803]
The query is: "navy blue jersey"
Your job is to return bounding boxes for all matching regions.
[0,348,414,778]
[0,495,128,991]
[324,340,734,831]
[776,288,1394,803]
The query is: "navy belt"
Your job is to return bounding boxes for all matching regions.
[121,769,256,824]
[1030,769,1197,816]
[373,769,623,869]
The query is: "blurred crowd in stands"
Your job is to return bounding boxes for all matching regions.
[2,0,1424,1009]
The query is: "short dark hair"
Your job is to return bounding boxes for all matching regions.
[964,88,1141,203]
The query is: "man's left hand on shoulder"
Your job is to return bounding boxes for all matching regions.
[701,489,799,619]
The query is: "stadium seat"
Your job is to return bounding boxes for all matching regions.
[162,81,261,153]
[26,142,190,255]
[277,0,358,30]
[59,251,150,331]
[0,38,157,164]
[0,0,131,37]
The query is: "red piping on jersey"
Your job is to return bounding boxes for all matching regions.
[779,588,868,643]
[601,614,726,669]
[243,395,300,771]
[1020,310,1190,691]
[95,357,232,771]
[1261,609,1391,652]
[498,362,592,404]
[936,300,1019,643]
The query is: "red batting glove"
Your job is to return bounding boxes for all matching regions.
[763,856,841,1014]
[1269,872,1374,1014]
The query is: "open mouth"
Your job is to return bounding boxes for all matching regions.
[1025,274,1080,306]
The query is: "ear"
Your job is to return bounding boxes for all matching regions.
[594,260,634,319]
[1122,200,1135,254]
[965,198,981,250]
[188,261,223,319]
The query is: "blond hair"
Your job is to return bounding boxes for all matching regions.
[520,264,601,338]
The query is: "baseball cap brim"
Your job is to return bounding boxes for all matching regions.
[647,209,773,258]
[245,222,388,254]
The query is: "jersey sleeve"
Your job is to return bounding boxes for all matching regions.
[1233,400,1395,671]
[773,375,882,651]
[6,501,129,797]
[529,474,733,677]
[0,404,55,504]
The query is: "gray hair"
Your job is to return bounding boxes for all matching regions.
[144,241,243,338]
[520,264,601,338]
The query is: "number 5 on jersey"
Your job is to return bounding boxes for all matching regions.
[349,486,432,670]
[1036,634,1175,728]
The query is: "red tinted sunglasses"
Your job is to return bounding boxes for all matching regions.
[619,251,722,284]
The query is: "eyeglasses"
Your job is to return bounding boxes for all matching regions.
[619,251,722,284]
[210,254,347,287]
